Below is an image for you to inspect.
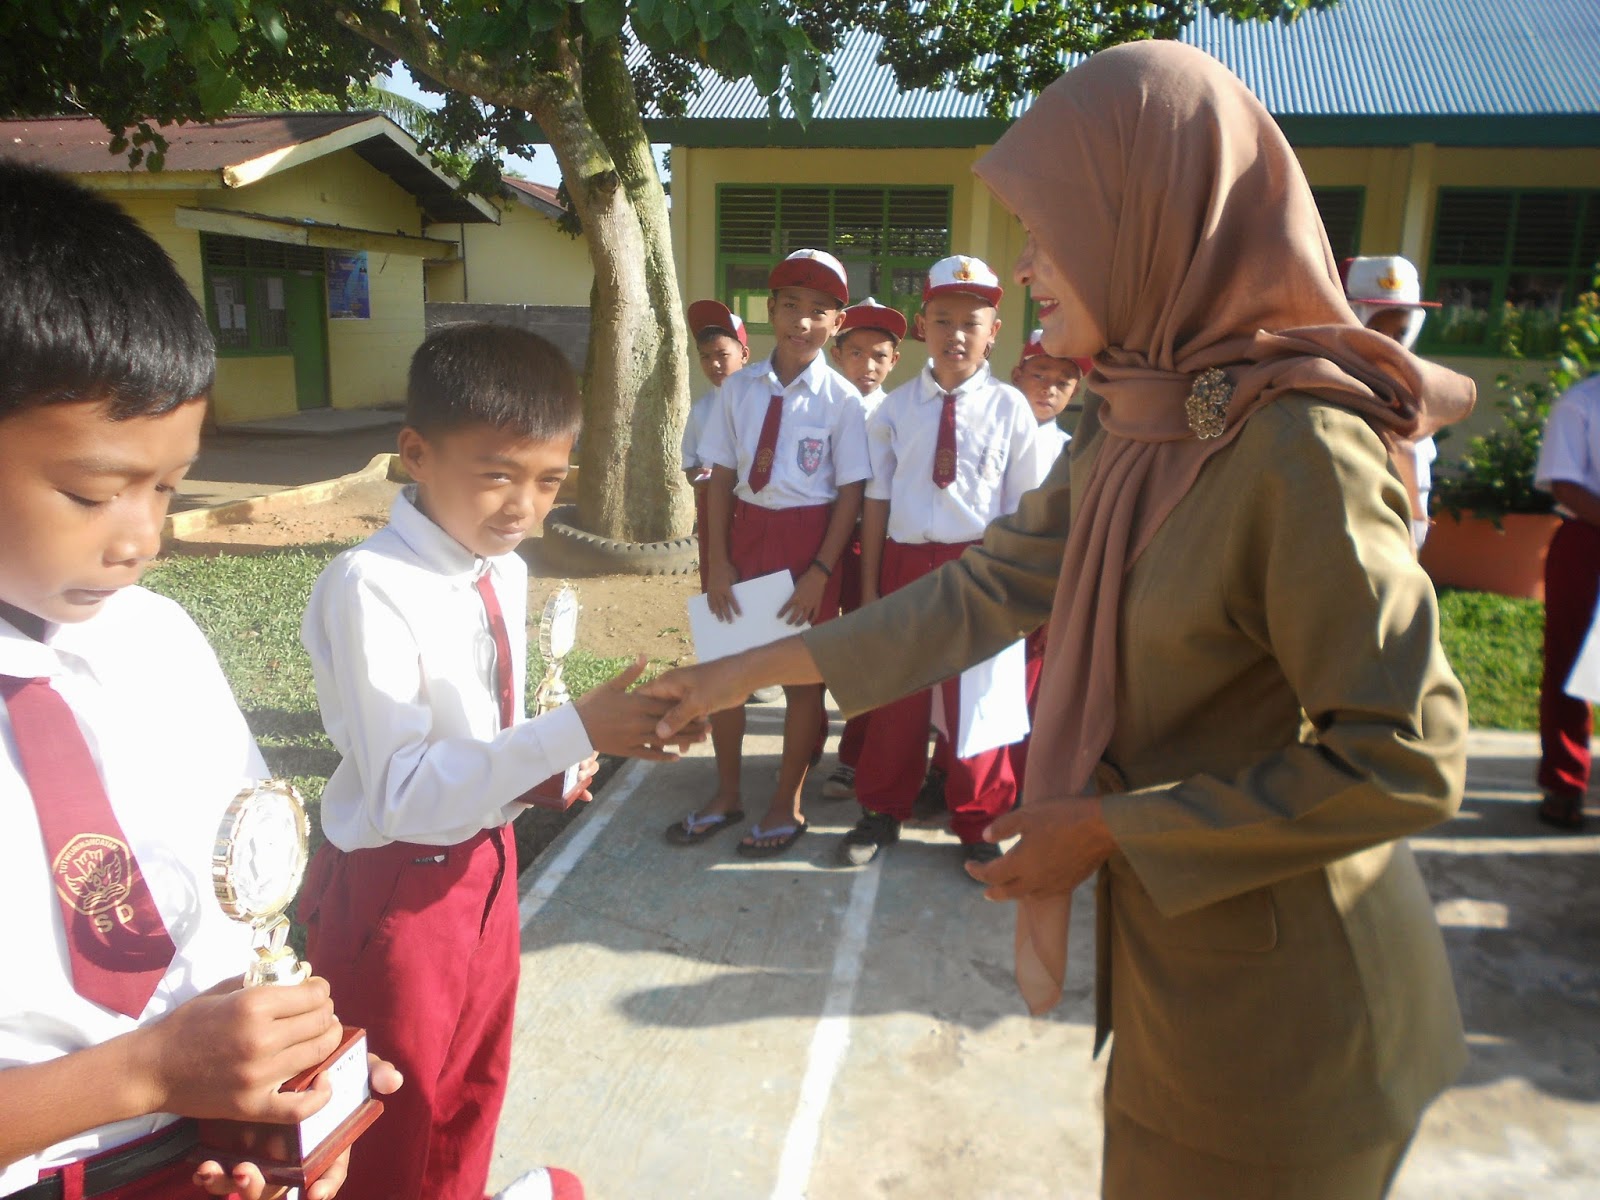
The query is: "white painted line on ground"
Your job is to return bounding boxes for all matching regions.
[770,856,885,1200]
[518,758,651,929]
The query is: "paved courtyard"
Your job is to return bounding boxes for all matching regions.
[490,718,1600,1199]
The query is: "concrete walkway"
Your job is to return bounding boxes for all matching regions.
[175,413,402,510]
[491,715,1600,1198]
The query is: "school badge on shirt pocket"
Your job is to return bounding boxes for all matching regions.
[796,435,825,476]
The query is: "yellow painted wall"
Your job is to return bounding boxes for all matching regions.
[427,197,593,306]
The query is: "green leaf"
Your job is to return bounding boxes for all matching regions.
[208,17,239,56]
[255,3,288,52]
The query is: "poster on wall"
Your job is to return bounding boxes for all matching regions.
[327,251,371,319]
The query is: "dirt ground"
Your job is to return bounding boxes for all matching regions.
[165,477,703,662]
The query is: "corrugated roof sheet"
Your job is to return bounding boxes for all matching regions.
[650,0,1600,124]
[0,113,372,172]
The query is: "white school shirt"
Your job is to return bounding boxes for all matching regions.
[1413,435,1437,548]
[0,589,261,1193]
[698,354,872,509]
[682,385,719,474]
[867,362,1051,545]
[859,385,888,420]
[1536,374,1600,517]
[302,488,593,851]
[1036,420,1071,465]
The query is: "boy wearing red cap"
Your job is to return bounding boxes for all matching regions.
[841,256,1050,872]
[822,298,908,800]
[668,250,871,857]
[1012,326,1090,464]
[683,301,750,590]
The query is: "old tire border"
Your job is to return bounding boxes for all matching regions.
[537,504,699,577]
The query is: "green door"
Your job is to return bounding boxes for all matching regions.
[284,270,329,410]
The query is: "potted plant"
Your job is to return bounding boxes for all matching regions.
[1424,283,1600,601]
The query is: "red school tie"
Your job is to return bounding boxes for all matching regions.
[932,392,958,488]
[747,394,783,493]
[475,572,517,729]
[2,675,177,1019]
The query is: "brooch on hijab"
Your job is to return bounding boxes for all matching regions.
[1185,368,1234,440]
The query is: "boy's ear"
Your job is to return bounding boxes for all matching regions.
[1011,364,1024,385]
[913,313,927,341]
[397,426,432,481]
[739,346,750,363]
[766,295,777,324]
[829,343,843,364]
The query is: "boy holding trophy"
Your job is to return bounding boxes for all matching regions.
[298,323,696,1200]
[0,162,395,1199]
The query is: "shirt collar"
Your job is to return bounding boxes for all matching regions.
[387,486,490,580]
[762,352,828,399]
[0,592,133,682]
[918,360,992,402]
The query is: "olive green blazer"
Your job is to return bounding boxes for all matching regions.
[804,391,1467,1163]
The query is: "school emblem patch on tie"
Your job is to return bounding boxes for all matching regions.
[54,833,140,933]
[797,436,824,476]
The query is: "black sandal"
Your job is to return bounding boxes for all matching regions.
[1537,792,1587,832]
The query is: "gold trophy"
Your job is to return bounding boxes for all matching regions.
[525,584,585,809]
[192,780,384,1187]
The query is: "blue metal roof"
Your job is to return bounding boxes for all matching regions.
[646,0,1600,138]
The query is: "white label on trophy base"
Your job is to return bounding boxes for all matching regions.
[299,1032,373,1151]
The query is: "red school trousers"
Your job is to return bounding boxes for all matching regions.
[1008,625,1048,788]
[854,539,1019,844]
[298,827,519,1200]
[1539,517,1600,796]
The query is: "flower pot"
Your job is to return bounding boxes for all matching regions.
[1419,512,1561,601]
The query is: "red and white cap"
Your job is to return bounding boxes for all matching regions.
[923,254,1003,306]
[1020,328,1092,376]
[769,249,851,306]
[687,299,748,347]
[837,296,908,343]
[1339,255,1440,309]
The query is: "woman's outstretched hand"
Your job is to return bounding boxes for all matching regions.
[964,795,1117,900]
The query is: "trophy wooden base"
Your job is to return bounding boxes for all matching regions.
[522,761,585,810]
[192,1024,384,1188]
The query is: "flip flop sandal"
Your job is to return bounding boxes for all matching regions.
[665,809,745,845]
[735,819,809,859]
[1537,793,1587,832]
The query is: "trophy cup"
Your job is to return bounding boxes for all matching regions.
[524,584,585,810]
[192,779,384,1187]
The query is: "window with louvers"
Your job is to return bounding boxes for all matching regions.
[200,234,324,355]
[1311,187,1365,262]
[716,185,952,331]
[1424,189,1600,357]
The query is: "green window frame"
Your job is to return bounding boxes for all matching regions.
[1310,186,1366,262]
[201,234,325,357]
[715,185,952,332]
[1421,188,1600,358]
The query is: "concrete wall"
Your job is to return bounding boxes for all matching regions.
[428,196,594,307]
[425,302,591,374]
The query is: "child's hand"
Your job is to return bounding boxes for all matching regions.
[777,567,826,626]
[132,976,343,1125]
[192,1053,404,1200]
[705,560,742,623]
[562,754,601,804]
[574,656,707,759]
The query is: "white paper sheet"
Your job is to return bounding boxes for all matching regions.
[1566,592,1600,703]
[930,640,1030,758]
[688,569,806,663]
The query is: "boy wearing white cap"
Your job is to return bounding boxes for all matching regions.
[669,250,871,857]
[1341,255,1442,548]
[822,298,909,800]
[684,300,750,590]
[841,255,1050,871]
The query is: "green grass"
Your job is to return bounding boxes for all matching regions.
[1437,586,1543,732]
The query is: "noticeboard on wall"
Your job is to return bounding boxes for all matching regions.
[327,251,371,319]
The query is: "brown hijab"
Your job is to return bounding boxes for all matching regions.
[971,40,1475,1014]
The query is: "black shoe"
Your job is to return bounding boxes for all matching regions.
[911,765,948,819]
[838,810,901,867]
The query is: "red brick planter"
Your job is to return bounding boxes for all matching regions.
[1419,512,1561,601]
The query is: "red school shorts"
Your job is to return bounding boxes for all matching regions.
[728,498,843,623]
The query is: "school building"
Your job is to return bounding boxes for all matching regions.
[651,0,1600,431]
[0,113,593,425]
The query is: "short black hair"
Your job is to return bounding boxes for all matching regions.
[695,326,741,348]
[406,322,582,442]
[0,160,215,420]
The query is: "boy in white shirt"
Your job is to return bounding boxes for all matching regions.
[822,298,908,801]
[1341,255,1441,549]
[0,161,397,1200]
[1533,372,1600,832]
[1011,327,1090,464]
[668,249,871,857]
[299,324,695,1200]
[683,300,749,591]
[842,256,1049,872]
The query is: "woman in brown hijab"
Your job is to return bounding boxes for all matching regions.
[645,40,1475,1199]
